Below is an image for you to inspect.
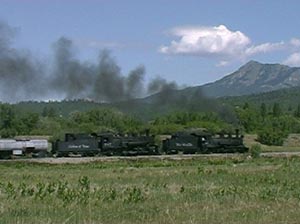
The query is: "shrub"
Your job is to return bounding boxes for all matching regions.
[257,129,287,146]
[250,144,262,158]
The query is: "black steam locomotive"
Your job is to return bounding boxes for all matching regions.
[52,132,159,157]
[52,129,248,157]
[162,129,248,154]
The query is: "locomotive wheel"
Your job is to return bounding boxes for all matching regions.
[33,151,47,158]
[166,149,178,155]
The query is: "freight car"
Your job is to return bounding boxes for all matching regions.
[0,139,48,159]
[162,129,248,154]
[52,131,159,157]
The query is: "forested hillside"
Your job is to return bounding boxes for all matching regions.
[219,86,300,110]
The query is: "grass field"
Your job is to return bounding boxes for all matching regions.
[244,134,300,152]
[1,156,300,224]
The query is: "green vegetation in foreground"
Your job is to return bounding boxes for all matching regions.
[1,157,300,223]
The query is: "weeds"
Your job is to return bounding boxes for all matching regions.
[1,158,300,223]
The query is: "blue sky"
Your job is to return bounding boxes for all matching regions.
[1,0,300,86]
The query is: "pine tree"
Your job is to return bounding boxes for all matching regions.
[295,104,300,118]
[260,103,267,119]
[272,103,281,117]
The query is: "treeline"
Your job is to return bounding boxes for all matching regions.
[236,102,300,145]
[2,101,300,146]
[0,104,230,141]
[220,86,300,112]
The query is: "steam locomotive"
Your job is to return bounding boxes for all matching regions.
[0,129,248,159]
[162,129,248,154]
[52,132,159,157]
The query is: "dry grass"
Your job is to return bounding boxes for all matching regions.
[244,134,300,152]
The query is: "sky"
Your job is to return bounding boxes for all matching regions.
[1,0,300,87]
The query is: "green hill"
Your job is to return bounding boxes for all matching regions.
[219,86,300,110]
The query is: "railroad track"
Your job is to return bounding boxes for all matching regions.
[1,151,300,164]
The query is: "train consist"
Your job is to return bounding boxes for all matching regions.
[0,129,248,159]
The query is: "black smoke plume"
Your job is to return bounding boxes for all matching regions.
[0,22,46,102]
[0,21,182,103]
[51,37,95,99]
[0,21,152,103]
[51,38,147,102]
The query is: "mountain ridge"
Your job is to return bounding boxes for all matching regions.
[199,60,300,97]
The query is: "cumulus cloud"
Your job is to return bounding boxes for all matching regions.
[160,25,300,66]
[283,53,300,67]
[160,25,250,58]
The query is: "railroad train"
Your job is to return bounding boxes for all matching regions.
[0,129,248,159]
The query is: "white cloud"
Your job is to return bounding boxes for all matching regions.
[160,25,300,66]
[160,25,250,58]
[283,53,300,67]
[290,38,300,47]
[245,42,285,56]
[216,60,229,67]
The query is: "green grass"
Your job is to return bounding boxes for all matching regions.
[1,157,300,223]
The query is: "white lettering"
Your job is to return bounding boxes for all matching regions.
[68,144,91,149]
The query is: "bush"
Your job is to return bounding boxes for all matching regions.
[250,144,262,158]
[257,129,288,146]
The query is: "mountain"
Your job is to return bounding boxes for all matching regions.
[200,61,300,97]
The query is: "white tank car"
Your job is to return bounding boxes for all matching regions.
[0,139,48,157]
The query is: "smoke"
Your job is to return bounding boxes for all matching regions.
[147,77,178,95]
[0,21,15,54]
[146,77,179,105]
[0,22,47,102]
[51,37,95,99]
[0,21,155,103]
[126,65,145,99]
[50,38,161,102]
[92,50,125,101]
